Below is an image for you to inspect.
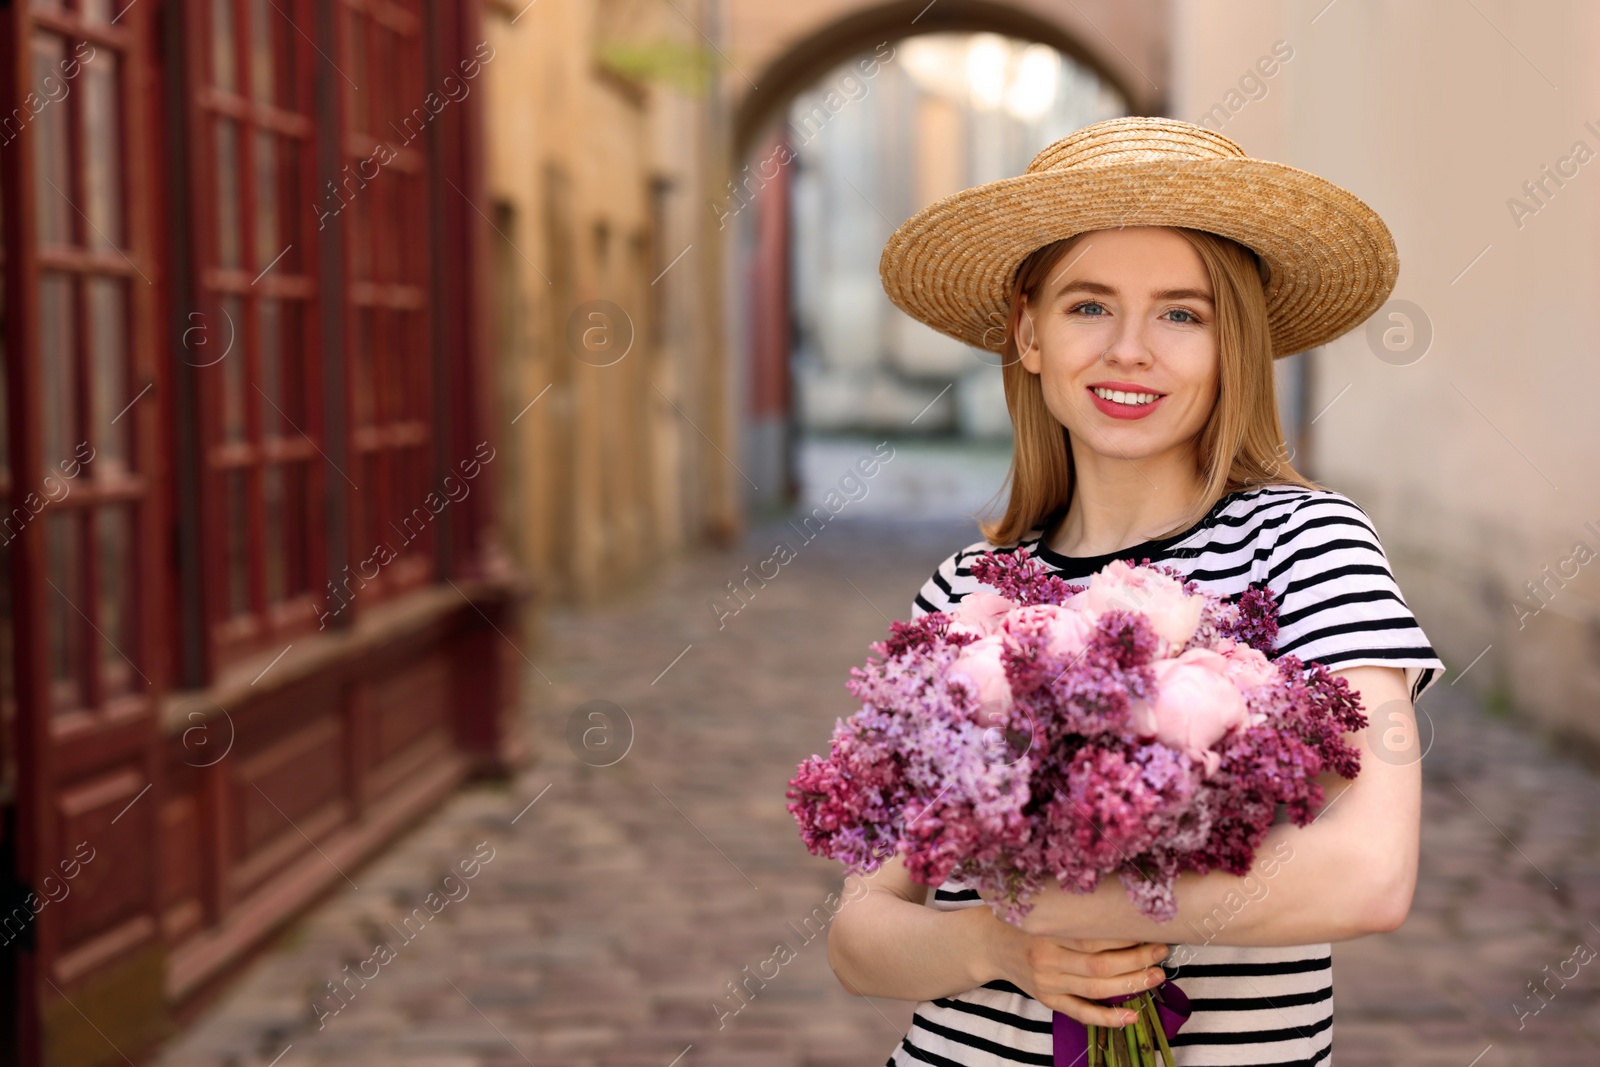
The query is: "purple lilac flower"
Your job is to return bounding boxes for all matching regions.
[787,545,1368,923]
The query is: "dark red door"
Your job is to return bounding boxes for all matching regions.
[0,1,168,1064]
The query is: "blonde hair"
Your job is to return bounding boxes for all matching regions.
[978,227,1318,547]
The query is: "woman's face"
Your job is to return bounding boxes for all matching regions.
[1017,227,1220,466]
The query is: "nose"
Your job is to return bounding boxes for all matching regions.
[1100,323,1154,369]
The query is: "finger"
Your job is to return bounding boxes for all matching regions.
[1031,958,1168,998]
[1028,959,1168,1001]
[1059,941,1171,979]
[1037,992,1141,1029]
[1057,938,1142,953]
[1056,966,1168,1003]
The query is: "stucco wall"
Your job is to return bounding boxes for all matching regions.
[1173,0,1600,747]
[480,0,738,603]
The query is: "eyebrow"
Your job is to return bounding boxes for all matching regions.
[1051,279,1215,304]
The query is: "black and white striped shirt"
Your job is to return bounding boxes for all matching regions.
[888,485,1444,1067]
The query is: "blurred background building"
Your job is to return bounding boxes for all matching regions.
[772,34,1128,520]
[481,0,740,604]
[1168,0,1600,760]
[726,0,1166,523]
[787,34,1125,442]
[2,0,1598,1064]
[1,2,526,1064]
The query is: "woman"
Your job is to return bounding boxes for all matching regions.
[826,117,1445,1065]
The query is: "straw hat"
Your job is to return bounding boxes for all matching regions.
[878,116,1398,359]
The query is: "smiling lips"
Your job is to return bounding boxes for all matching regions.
[1087,381,1167,421]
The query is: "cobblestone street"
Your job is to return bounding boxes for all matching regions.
[152,515,1600,1067]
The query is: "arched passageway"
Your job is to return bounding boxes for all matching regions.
[729,0,1165,159]
[725,1,1166,518]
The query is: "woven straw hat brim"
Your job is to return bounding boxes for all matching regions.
[879,157,1398,359]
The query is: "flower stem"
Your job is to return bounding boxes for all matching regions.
[1148,993,1176,1067]
[1134,995,1156,1064]
[1122,1011,1142,1066]
[1088,1024,1100,1067]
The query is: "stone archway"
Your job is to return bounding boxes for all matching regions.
[723,0,1168,513]
[728,0,1168,159]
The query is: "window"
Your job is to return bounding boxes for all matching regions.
[340,0,436,603]
[184,0,451,672]
[196,0,324,662]
[29,0,148,715]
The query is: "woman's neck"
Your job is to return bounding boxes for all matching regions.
[1047,442,1207,558]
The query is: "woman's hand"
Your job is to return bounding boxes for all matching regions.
[987,919,1170,1028]
[825,854,1169,1019]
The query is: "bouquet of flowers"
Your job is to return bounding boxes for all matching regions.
[786,547,1367,1066]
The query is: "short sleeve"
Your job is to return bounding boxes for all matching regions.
[1261,491,1445,703]
[911,538,1001,619]
[911,549,963,619]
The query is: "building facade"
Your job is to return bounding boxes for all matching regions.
[480,0,742,604]
[723,0,1166,516]
[0,2,525,1064]
[784,33,1128,445]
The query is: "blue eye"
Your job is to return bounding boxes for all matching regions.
[1070,301,1107,316]
[1164,308,1201,324]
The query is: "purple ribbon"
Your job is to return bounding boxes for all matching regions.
[1052,982,1191,1065]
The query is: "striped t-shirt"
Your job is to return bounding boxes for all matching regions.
[888,484,1444,1067]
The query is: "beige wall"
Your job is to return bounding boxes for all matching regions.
[1173,0,1600,747]
[480,0,739,605]
[727,0,1167,153]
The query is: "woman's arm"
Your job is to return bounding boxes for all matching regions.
[1015,664,1420,947]
[827,854,1173,1027]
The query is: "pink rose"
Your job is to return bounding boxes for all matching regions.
[1129,648,1249,775]
[1068,560,1204,655]
[946,592,1019,639]
[948,635,1013,725]
[1001,603,1095,661]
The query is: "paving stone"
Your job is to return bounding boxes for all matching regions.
[148,516,1600,1065]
